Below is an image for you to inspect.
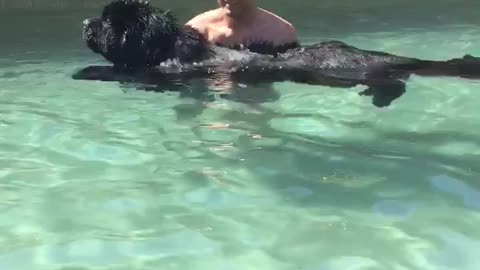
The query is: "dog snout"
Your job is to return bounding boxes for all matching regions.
[83,17,101,28]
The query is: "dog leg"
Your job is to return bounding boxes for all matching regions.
[359,80,407,107]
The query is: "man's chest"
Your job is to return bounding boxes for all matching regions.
[207,23,271,46]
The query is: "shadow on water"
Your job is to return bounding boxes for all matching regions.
[150,90,480,212]
[70,66,441,212]
[71,65,283,120]
[72,59,419,109]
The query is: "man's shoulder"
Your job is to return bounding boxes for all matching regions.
[258,9,294,27]
[185,8,223,26]
[256,8,298,42]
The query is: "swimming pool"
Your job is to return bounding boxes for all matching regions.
[1,1,480,269]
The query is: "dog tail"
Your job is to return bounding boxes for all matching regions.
[411,54,480,79]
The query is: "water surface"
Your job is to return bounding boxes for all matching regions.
[1,1,480,270]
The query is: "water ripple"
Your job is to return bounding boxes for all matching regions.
[1,8,480,270]
[431,175,480,210]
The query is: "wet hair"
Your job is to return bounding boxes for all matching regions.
[80,0,480,108]
[221,41,300,56]
[83,0,294,70]
[83,0,208,69]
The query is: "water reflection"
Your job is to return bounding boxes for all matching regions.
[1,1,480,270]
[431,175,480,210]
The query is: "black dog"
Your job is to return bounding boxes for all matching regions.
[75,0,480,107]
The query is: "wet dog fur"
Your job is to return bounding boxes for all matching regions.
[76,0,480,107]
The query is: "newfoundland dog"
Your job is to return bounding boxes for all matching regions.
[75,0,480,107]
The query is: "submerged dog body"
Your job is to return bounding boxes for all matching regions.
[79,0,480,107]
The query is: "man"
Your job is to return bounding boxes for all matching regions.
[185,0,299,55]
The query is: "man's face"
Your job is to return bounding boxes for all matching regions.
[218,0,255,17]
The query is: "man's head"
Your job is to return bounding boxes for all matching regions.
[82,0,179,70]
[217,0,256,18]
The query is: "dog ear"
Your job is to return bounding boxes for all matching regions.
[163,10,171,16]
[141,8,179,46]
[102,0,153,30]
[123,5,180,65]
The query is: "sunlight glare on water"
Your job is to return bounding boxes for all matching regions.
[1,1,480,269]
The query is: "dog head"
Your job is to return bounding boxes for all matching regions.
[82,0,179,70]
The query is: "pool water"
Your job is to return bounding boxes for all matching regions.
[1,1,480,269]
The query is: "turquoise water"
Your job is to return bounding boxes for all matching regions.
[1,2,480,269]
